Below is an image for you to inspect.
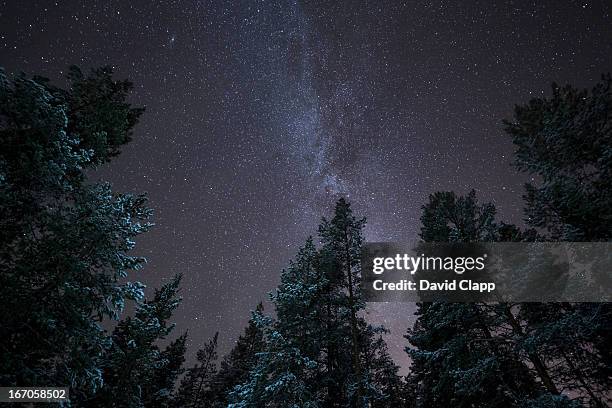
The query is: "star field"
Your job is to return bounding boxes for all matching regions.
[1,0,611,373]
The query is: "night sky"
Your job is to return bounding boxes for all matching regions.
[1,1,611,373]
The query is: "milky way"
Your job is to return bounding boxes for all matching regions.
[1,0,611,373]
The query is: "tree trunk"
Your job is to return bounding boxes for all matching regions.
[344,228,363,407]
[503,306,559,395]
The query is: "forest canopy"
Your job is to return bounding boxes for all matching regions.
[0,67,610,407]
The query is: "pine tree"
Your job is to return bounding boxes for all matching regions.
[406,184,612,407]
[503,74,612,242]
[87,274,184,408]
[231,201,404,407]
[228,239,324,407]
[228,313,320,407]
[0,67,148,398]
[176,332,219,408]
[145,333,188,408]
[405,191,551,407]
[208,303,265,407]
[365,333,405,408]
[503,75,612,407]
[318,198,371,407]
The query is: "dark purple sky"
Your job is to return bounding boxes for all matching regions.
[1,0,611,373]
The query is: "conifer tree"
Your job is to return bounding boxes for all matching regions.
[229,313,320,407]
[88,274,184,408]
[318,198,371,407]
[364,333,405,408]
[231,201,404,407]
[0,67,147,398]
[228,239,324,407]
[504,75,612,406]
[145,333,188,408]
[504,74,612,242]
[405,191,552,407]
[208,303,265,407]
[176,332,219,408]
[406,182,611,406]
